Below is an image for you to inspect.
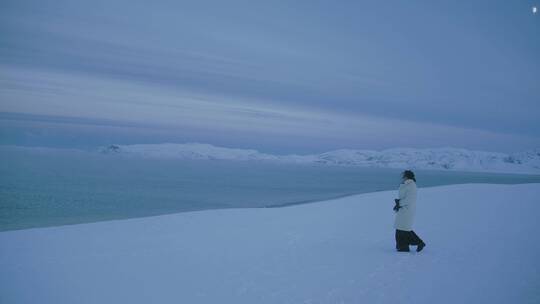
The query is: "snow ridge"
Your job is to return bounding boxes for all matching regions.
[101,143,540,174]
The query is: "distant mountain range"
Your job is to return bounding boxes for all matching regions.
[101,143,540,174]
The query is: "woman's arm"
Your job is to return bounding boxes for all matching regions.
[397,185,409,210]
[398,185,408,200]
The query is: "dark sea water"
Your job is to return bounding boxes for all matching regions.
[1,146,539,231]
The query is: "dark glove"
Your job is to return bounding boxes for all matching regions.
[393,199,401,212]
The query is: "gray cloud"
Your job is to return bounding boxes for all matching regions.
[1,0,539,152]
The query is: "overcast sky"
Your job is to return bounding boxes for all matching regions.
[1,0,539,153]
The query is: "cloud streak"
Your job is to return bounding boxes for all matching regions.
[1,0,539,152]
[1,64,538,153]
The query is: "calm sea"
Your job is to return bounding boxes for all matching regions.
[1,146,539,231]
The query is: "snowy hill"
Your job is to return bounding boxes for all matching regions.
[101,143,540,174]
[1,183,539,303]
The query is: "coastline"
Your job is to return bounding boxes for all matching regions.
[3,178,540,232]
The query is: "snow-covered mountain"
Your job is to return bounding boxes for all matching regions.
[100,143,540,174]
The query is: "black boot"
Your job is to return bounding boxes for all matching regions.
[417,241,426,252]
[408,231,425,252]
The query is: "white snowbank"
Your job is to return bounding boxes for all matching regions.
[1,183,539,303]
[101,143,540,174]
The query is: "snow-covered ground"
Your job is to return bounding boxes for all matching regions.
[1,183,539,304]
[101,143,540,174]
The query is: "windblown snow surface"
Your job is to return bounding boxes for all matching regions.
[1,183,539,303]
[101,143,540,174]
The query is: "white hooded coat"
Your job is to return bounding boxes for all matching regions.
[394,179,417,231]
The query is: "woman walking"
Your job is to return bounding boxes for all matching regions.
[393,170,426,252]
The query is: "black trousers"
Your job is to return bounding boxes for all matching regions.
[395,229,423,251]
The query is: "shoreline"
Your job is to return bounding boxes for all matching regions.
[2,182,539,233]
